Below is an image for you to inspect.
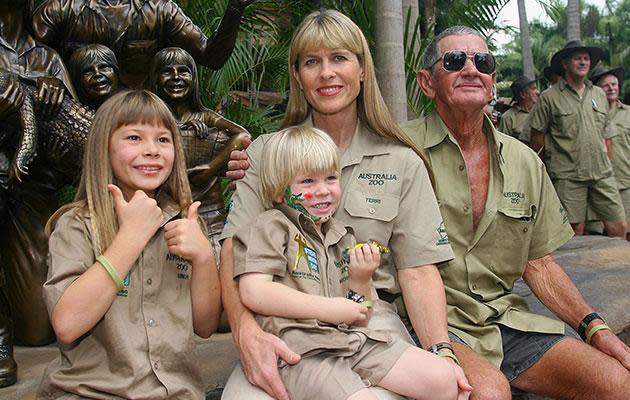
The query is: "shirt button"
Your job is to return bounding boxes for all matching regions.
[463,205,469,212]
[153,361,159,370]
[458,165,465,171]
[148,319,156,327]
[472,284,477,290]
[147,278,152,285]
[369,207,376,214]
[523,227,528,232]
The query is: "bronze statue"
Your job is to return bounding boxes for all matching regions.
[0,0,77,388]
[68,44,121,111]
[150,47,249,252]
[33,0,256,89]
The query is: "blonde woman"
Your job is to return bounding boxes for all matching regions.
[219,9,471,400]
[39,90,221,399]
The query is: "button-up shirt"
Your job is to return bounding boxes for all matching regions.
[401,111,573,366]
[610,101,630,189]
[529,79,613,181]
[38,195,204,399]
[498,103,530,140]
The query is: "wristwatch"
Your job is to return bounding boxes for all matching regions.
[347,290,365,304]
[577,312,604,341]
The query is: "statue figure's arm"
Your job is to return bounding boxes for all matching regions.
[166,0,255,70]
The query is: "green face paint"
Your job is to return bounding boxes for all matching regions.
[284,186,321,222]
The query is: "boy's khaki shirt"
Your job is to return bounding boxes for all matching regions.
[233,204,391,356]
[38,198,204,400]
[222,118,454,296]
[610,101,630,189]
[401,111,574,367]
[529,79,614,181]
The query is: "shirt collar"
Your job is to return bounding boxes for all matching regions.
[558,77,593,92]
[88,0,144,12]
[274,203,349,245]
[0,32,38,59]
[424,110,504,163]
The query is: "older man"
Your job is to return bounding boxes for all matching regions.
[529,41,627,238]
[591,64,630,239]
[498,75,539,141]
[400,26,630,399]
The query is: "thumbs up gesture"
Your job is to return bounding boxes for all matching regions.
[108,184,164,245]
[164,202,213,264]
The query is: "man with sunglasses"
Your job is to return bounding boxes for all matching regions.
[529,41,627,240]
[401,26,630,399]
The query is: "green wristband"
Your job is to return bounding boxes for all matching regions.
[360,300,373,309]
[586,324,610,345]
[437,350,460,365]
[96,255,124,291]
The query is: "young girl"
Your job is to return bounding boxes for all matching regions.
[37,90,221,399]
[232,126,458,400]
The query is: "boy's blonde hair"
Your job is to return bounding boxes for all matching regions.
[260,126,339,209]
[46,90,192,254]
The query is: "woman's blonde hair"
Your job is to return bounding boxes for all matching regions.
[46,90,192,254]
[281,9,433,185]
[260,126,339,209]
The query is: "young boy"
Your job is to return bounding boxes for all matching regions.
[232,126,458,400]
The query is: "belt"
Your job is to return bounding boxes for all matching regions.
[376,289,400,304]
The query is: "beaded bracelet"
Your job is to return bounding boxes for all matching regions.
[96,255,124,291]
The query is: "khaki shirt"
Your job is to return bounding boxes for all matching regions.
[498,104,530,140]
[529,79,613,181]
[401,111,574,367]
[610,101,630,189]
[38,197,204,399]
[222,117,454,295]
[233,204,390,356]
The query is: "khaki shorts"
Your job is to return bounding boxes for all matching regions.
[553,176,625,223]
[279,332,410,400]
[620,187,630,233]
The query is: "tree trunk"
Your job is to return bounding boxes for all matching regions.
[424,0,437,37]
[567,0,581,41]
[517,0,535,79]
[374,0,407,122]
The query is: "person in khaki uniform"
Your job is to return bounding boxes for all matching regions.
[401,25,630,399]
[37,91,221,399]
[498,75,539,140]
[529,41,627,238]
[219,9,471,400]
[590,64,630,240]
[233,126,459,400]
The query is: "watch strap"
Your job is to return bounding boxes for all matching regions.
[577,312,604,341]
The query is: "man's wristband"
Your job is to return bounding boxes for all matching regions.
[437,350,460,365]
[427,341,454,354]
[347,290,365,304]
[586,324,610,345]
[577,312,604,341]
[96,255,124,291]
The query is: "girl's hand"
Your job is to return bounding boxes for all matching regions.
[108,184,163,244]
[318,297,368,326]
[348,243,380,285]
[164,202,213,265]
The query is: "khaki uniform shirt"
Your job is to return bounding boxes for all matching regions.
[38,197,204,399]
[529,79,613,181]
[400,111,574,367]
[233,204,391,356]
[222,117,454,296]
[610,101,630,189]
[498,104,530,140]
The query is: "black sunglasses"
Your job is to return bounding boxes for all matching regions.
[431,51,496,74]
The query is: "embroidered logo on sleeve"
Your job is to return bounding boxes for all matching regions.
[436,221,450,245]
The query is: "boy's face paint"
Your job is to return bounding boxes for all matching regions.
[284,170,341,224]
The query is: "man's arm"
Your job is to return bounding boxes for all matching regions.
[524,255,630,369]
[219,239,300,400]
[530,128,545,155]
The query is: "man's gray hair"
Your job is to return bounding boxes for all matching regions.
[422,26,487,73]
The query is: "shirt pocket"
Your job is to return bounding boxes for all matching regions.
[593,106,607,133]
[553,111,577,138]
[343,190,399,222]
[491,205,535,285]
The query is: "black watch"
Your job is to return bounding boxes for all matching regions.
[347,290,365,304]
[577,312,604,341]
